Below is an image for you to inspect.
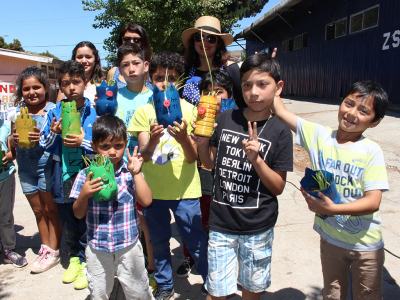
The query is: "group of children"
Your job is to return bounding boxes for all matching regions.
[0,40,390,300]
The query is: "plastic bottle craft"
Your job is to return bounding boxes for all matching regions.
[0,149,5,169]
[194,92,218,137]
[61,101,81,139]
[83,155,118,203]
[95,79,118,116]
[153,83,182,128]
[16,107,37,149]
[220,98,236,113]
[300,168,341,218]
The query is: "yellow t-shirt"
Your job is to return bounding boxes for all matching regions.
[128,100,201,200]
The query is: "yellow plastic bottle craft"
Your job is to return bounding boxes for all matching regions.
[194,92,218,137]
[61,101,81,139]
[16,107,37,149]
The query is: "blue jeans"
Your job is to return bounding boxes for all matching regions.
[57,202,87,263]
[143,199,208,290]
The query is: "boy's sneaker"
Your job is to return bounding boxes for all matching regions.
[62,257,80,283]
[153,287,174,300]
[176,257,195,277]
[148,271,157,292]
[31,247,60,273]
[4,250,28,268]
[74,262,88,290]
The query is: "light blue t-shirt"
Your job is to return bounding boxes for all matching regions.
[0,119,15,182]
[116,86,153,163]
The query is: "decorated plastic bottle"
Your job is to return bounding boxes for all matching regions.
[95,79,118,116]
[0,148,5,169]
[16,107,37,149]
[220,98,236,113]
[153,83,182,128]
[85,157,118,203]
[61,101,81,139]
[194,92,217,137]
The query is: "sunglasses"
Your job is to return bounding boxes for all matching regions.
[193,33,218,44]
[122,36,142,44]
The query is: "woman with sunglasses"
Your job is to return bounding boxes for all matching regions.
[106,24,152,88]
[181,16,245,108]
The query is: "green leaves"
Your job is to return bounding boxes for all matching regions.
[83,0,270,66]
[312,170,333,191]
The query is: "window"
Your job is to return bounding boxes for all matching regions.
[302,33,308,47]
[326,23,335,41]
[287,38,293,52]
[48,66,55,79]
[294,35,302,50]
[282,40,288,53]
[41,65,47,75]
[335,19,347,38]
[326,18,347,40]
[350,5,379,34]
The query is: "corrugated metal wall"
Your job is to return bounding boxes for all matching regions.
[245,0,400,104]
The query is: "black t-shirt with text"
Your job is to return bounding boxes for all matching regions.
[209,109,293,235]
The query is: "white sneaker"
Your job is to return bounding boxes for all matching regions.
[31,247,60,274]
[31,244,47,270]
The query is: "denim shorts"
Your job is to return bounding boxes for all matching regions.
[205,228,274,296]
[17,147,53,194]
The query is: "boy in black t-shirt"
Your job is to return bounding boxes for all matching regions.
[192,53,293,299]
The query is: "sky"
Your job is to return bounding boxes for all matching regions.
[1,0,281,65]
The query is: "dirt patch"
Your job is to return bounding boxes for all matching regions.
[293,144,311,173]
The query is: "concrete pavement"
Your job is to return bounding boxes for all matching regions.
[0,97,399,299]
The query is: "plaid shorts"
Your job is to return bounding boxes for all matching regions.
[205,228,274,296]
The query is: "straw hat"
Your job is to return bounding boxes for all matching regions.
[182,16,233,48]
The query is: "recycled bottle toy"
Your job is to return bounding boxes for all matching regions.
[153,83,182,128]
[61,101,81,139]
[0,149,5,169]
[84,156,118,203]
[220,98,236,113]
[95,79,118,116]
[16,107,37,149]
[300,168,341,218]
[194,92,218,137]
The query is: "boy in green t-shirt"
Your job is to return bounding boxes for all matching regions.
[272,81,389,299]
[128,51,208,299]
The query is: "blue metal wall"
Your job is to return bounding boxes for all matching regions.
[245,0,400,104]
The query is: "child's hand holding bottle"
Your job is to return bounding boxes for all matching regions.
[149,123,164,146]
[63,127,85,148]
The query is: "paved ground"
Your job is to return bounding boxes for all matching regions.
[0,97,399,300]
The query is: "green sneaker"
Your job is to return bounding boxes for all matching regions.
[62,257,80,283]
[74,262,88,290]
[148,272,157,293]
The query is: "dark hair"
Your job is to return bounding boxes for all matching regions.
[342,81,388,122]
[149,51,185,77]
[240,53,281,83]
[117,43,145,66]
[199,69,233,98]
[92,114,127,145]
[71,41,104,84]
[117,24,152,62]
[184,33,228,68]
[58,60,86,85]
[14,66,49,107]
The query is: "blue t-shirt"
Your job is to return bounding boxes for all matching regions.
[116,86,153,163]
[0,119,15,182]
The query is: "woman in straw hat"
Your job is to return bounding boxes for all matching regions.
[181,16,245,108]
